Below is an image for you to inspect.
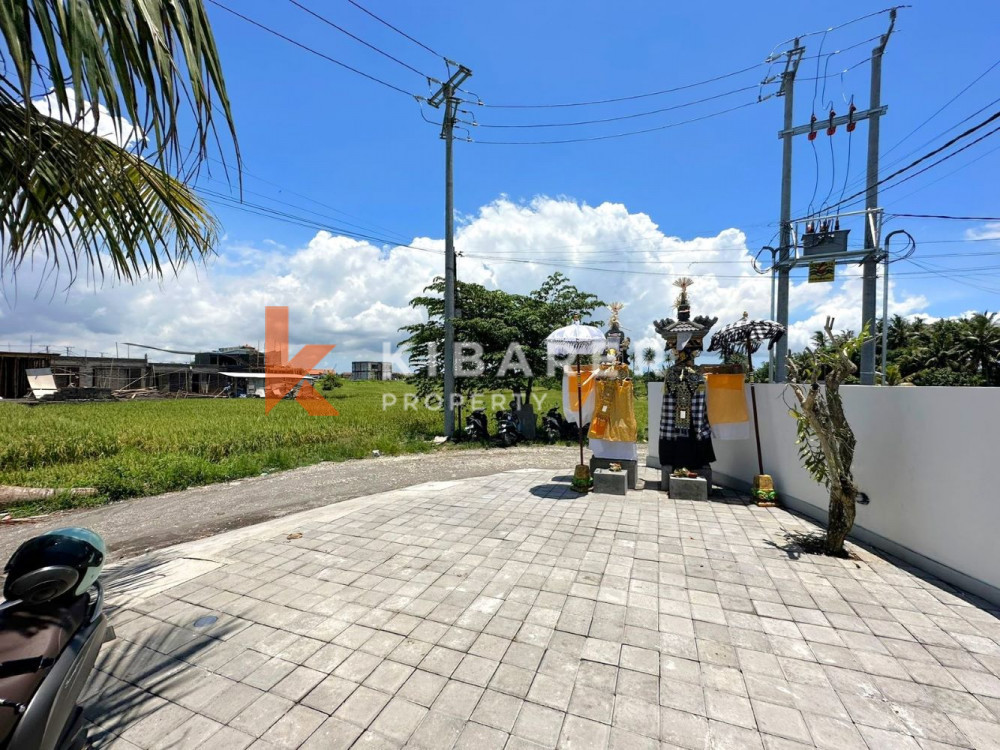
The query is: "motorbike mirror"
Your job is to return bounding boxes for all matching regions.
[5,565,79,604]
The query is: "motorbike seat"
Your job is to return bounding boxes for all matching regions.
[0,596,89,746]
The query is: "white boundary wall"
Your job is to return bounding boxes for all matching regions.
[647,382,1000,605]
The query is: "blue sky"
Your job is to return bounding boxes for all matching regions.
[5,1,1000,368]
[203,0,1000,255]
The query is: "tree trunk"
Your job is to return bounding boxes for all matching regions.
[825,478,857,554]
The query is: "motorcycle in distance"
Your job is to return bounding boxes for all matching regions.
[0,528,114,750]
[464,409,490,442]
[494,408,521,447]
[542,407,588,444]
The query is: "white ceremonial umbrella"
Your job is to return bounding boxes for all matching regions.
[545,318,607,483]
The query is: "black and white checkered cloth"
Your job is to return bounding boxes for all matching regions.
[708,318,785,357]
[660,385,711,441]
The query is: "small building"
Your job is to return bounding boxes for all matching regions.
[0,351,56,399]
[351,361,392,381]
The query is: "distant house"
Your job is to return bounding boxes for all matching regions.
[351,361,392,381]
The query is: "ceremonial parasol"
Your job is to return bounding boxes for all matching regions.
[545,317,607,488]
[708,313,786,476]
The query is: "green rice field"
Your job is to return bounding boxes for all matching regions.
[0,380,648,516]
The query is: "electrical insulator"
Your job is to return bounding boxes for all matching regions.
[846,103,857,133]
[806,221,815,234]
[808,114,818,141]
[827,109,837,136]
[835,218,841,230]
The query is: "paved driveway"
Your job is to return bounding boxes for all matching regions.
[83,468,1000,749]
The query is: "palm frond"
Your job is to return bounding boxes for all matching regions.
[0,98,217,283]
[0,0,238,284]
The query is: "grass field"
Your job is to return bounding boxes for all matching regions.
[0,380,648,516]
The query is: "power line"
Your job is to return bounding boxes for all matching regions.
[345,0,445,61]
[467,100,760,145]
[883,55,1000,159]
[474,34,879,111]
[197,174,413,244]
[207,0,416,97]
[200,189,443,255]
[888,213,1000,222]
[470,84,758,129]
[767,6,907,59]
[812,107,1000,216]
[477,62,766,110]
[287,0,433,79]
[882,141,1000,209]
[828,93,1000,211]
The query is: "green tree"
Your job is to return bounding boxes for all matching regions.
[398,273,604,403]
[0,0,238,285]
[787,318,868,555]
[641,347,656,373]
[955,312,1000,383]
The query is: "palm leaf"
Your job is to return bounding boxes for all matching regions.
[0,0,238,284]
[0,97,217,283]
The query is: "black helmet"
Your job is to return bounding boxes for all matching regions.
[3,528,106,605]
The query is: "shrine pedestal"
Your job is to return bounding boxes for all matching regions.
[660,465,712,492]
[590,456,637,489]
[593,468,628,496]
[668,475,708,501]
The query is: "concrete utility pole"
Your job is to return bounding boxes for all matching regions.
[770,9,897,382]
[860,9,897,384]
[428,65,472,437]
[775,41,804,383]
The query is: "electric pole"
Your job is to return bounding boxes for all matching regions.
[775,40,804,383]
[770,9,897,383]
[428,65,472,437]
[860,9,896,384]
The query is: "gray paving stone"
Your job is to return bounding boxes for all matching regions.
[298,717,363,750]
[85,468,1000,750]
[455,721,508,749]
[752,700,812,744]
[333,685,392,728]
[229,693,296,737]
[368,696,427,743]
[432,681,486,720]
[470,688,522,733]
[408,710,465,749]
[558,715,610,749]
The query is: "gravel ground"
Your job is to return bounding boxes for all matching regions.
[0,445,600,562]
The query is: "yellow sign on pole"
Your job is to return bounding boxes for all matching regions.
[809,261,835,283]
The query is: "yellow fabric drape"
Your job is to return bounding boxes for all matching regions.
[588,379,637,442]
[563,364,598,425]
[705,373,750,439]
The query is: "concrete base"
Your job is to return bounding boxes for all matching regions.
[593,468,628,496]
[660,465,712,491]
[589,457,638,489]
[668,475,709,501]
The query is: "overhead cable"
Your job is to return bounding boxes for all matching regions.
[467,100,760,145]
[812,108,1000,215]
[345,0,446,61]
[287,0,433,79]
[470,85,758,129]
[208,0,416,97]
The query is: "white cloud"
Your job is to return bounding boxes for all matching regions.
[965,222,1000,241]
[2,195,932,370]
[32,87,144,149]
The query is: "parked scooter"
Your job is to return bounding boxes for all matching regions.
[464,409,490,441]
[1,528,114,750]
[495,409,521,447]
[542,407,588,443]
[542,407,565,443]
